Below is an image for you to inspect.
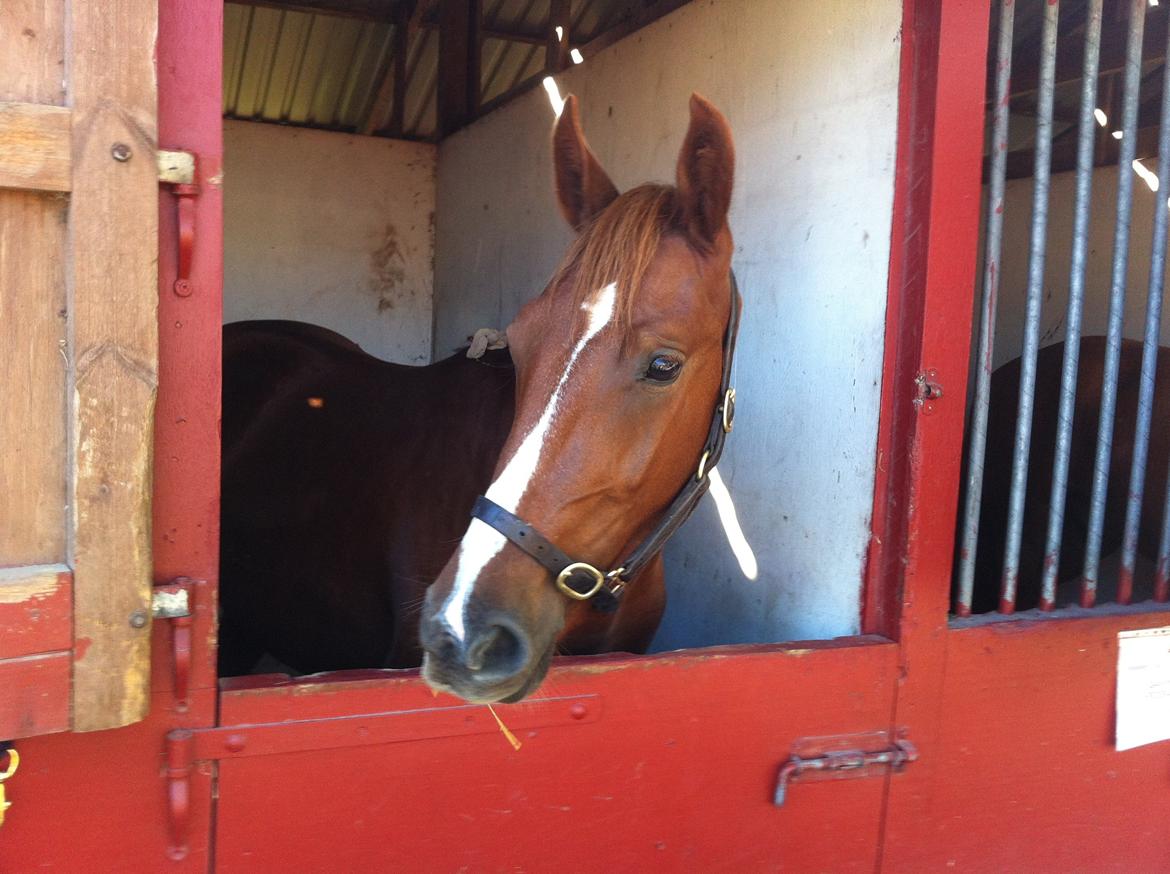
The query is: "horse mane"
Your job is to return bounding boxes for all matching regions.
[550,183,683,330]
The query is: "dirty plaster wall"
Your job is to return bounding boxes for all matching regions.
[434,0,901,648]
[224,120,435,363]
[984,164,1170,372]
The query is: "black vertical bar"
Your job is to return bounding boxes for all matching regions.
[438,0,477,137]
[390,7,409,135]
[547,0,570,73]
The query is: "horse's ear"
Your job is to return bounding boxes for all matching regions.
[676,93,735,251]
[553,95,619,232]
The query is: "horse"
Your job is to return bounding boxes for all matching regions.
[959,337,1170,614]
[219,93,739,704]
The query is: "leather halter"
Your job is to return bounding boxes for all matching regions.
[471,271,741,613]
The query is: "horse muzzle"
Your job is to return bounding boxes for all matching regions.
[419,607,556,703]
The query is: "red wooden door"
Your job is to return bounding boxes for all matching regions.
[202,1,959,870]
[0,1,223,870]
[210,645,898,872]
[877,2,1170,871]
[202,2,971,873]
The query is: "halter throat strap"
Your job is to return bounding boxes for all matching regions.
[469,270,742,611]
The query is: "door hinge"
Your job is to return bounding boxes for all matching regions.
[774,730,917,806]
[157,149,199,297]
[152,577,195,713]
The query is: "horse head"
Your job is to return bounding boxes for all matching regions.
[420,93,737,702]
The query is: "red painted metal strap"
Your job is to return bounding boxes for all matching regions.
[172,183,198,297]
[184,694,600,761]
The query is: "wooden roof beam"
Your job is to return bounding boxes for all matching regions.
[231,0,407,23]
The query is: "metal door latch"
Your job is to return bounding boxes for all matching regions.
[774,731,917,806]
[157,149,199,297]
[152,578,195,712]
[914,369,943,415]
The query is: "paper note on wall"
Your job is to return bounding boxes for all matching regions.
[1116,625,1170,752]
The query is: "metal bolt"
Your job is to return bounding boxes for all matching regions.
[111,143,132,162]
[128,609,148,629]
[225,734,246,752]
[569,702,588,720]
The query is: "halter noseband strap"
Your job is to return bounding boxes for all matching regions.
[470,270,742,612]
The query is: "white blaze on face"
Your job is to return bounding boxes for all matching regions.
[440,283,618,641]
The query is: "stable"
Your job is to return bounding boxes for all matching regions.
[1,0,1169,871]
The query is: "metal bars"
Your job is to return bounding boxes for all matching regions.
[1039,0,1104,610]
[1157,472,1170,601]
[999,0,1062,614]
[956,1,1170,615]
[956,0,1016,616]
[1119,22,1170,604]
[1081,1,1147,607]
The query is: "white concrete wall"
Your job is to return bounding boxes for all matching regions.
[434,0,902,647]
[988,164,1170,370]
[224,120,435,363]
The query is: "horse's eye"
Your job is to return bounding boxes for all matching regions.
[645,354,683,383]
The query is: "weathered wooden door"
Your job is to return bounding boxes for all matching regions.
[1,0,158,736]
[0,2,222,870]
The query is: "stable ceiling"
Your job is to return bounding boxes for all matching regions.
[990,1,1169,180]
[224,0,689,141]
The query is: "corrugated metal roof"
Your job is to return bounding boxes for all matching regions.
[224,0,644,141]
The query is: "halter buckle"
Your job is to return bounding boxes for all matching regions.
[722,387,736,434]
[555,562,606,600]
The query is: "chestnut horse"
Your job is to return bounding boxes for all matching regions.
[961,337,1169,613]
[220,94,738,703]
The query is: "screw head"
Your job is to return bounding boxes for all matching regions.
[569,702,588,720]
[111,143,132,162]
[128,609,148,629]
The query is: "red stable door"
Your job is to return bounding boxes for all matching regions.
[1,0,223,870]
[875,1,1170,871]
[201,3,976,874]
[4,0,975,871]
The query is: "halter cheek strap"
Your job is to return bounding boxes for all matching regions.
[469,270,741,612]
[471,496,624,613]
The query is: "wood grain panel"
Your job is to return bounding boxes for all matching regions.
[0,102,71,191]
[0,0,66,105]
[0,565,71,659]
[68,0,158,732]
[0,190,67,565]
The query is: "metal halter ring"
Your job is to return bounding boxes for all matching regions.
[555,562,606,600]
[696,449,712,482]
[722,387,736,434]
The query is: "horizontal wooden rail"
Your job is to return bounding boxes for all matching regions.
[0,103,71,192]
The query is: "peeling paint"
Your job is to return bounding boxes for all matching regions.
[0,565,68,604]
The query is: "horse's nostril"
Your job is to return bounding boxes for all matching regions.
[464,622,526,677]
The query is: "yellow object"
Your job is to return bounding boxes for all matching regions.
[486,704,522,752]
[0,748,19,828]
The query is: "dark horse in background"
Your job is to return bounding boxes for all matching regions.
[961,337,1170,613]
[220,93,739,703]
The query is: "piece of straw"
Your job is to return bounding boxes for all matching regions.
[486,704,522,751]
